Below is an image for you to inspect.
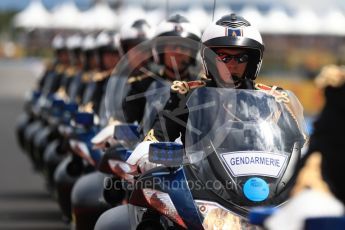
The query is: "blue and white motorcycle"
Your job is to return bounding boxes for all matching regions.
[129,87,307,229]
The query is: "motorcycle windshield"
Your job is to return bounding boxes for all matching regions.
[67,71,84,103]
[184,87,307,210]
[81,80,97,105]
[42,71,60,96]
[98,95,108,127]
[105,74,130,122]
[141,80,171,134]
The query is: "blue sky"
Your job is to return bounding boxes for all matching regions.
[1,0,344,13]
[0,0,93,11]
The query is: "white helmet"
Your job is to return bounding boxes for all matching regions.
[66,34,83,66]
[81,34,99,70]
[96,31,121,54]
[152,14,201,65]
[82,34,97,52]
[96,31,121,70]
[52,34,66,50]
[154,14,201,40]
[66,34,83,51]
[119,19,154,54]
[201,13,264,86]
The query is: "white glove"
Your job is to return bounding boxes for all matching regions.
[91,124,115,145]
[126,141,161,173]
[126,141,153,165]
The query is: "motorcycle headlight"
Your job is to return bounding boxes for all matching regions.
[142,188,187,229]
[195,200,260,230]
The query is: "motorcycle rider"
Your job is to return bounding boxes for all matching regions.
[41,34,71,97]
[122,14,202,125]
[139,13,266,144]
[94,14,203,230]
[95,13,307,230]
[117,13,307,230]
[69,19,155,230]
[70,31,123,230]
[54,33,84,102]
[53,33,102,222]
[91,18,155,148]
[41,33,84,178]
[31,34,84,171]
[79,31,121,116]
[23,34,70,165]
[38,34,70,94]
[127,12,306,174]
[17,34,68,150]
[116,18,155,124]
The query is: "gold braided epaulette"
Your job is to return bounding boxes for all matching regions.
[171,80,207,94]
[291,152,331,196]
[143,129,158,142]
[56,87,68,100]
[93,70,112,82]
[255,83,289,103]
[80,102,94,113]
[82,72,92,83]
[255,82,308,142]
[127,73,152,84]
[315,64,345,88]
[66,67,76,77]
[55,64,65,74]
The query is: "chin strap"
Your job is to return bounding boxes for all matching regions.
[233,76,254,89]
[239,78,255,89]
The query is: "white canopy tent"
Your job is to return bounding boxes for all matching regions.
[239,5,264,29]
[51,1,82,30]
[80,1,118,31]
[321,9,345,36]
[186,6,211,31]
[13,1,345,36]
[117,6,146,28]
[145,8,165,26]
[213,5,233,22]
[13,0,52,29]
[290,8,321,35]
[260,7,292,34]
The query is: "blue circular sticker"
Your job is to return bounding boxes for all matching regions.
[243,177,269,202]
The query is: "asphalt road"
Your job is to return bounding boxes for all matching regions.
[0,59,69,230]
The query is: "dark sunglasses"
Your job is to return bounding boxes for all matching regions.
[216,53,249,64]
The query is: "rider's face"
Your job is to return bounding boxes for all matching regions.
[57,50,70,66]
[163,44,192,72]
[127,46,151,69]
[102,51,120,71]
[214,48,248,84]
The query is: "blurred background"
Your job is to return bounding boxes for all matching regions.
[1,0,345,113]
[1,0,345,228]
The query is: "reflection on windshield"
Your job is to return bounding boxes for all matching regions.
[185,88,306,164]
[105,75,130,122]
[141,80,171,134]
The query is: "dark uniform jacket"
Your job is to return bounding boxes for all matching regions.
[122,67,200,125]
[306,78,345,204]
